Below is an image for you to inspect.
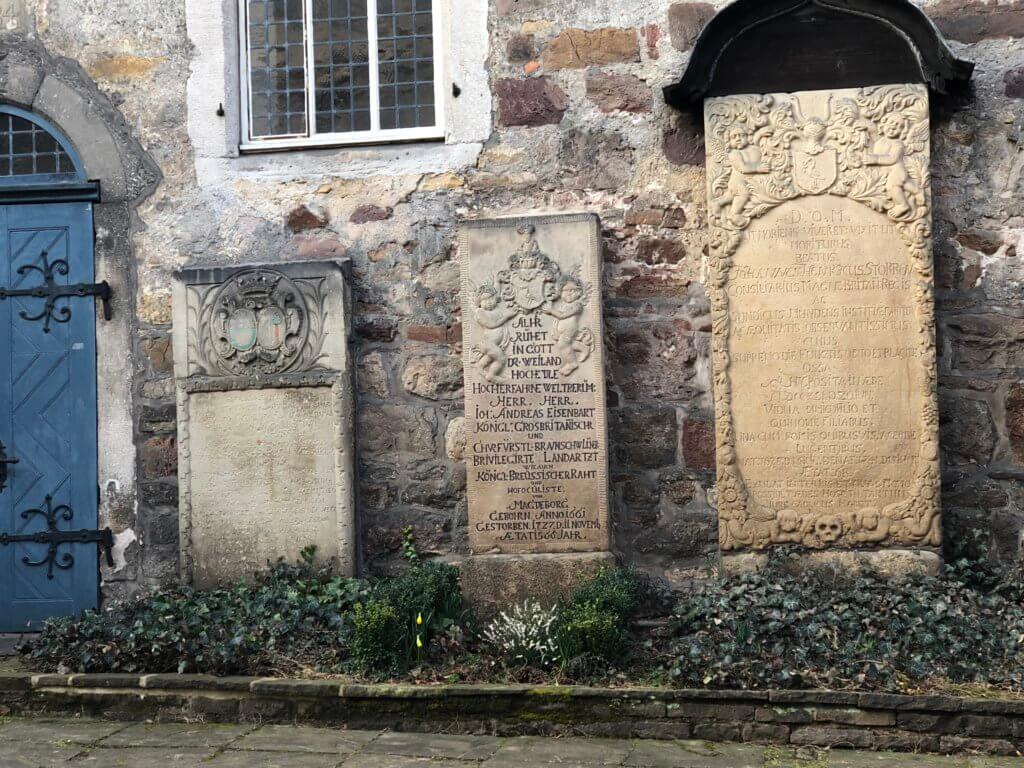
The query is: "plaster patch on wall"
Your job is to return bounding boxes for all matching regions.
[109,528,138,573]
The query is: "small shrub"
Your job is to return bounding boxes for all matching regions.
[482,601,559,668]
[24,552,370,675]
[351,560,464,673]
[351,600,404,672]
[554,600,626,662]
[568,567,649,617]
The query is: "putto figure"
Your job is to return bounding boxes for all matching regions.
[710,127,772,227]
[865,112,922,218]
[470,283,518,383]
[545,274,594,377]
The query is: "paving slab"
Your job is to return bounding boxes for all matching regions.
[0,718,130,745]
[63,747,215,767]
[230,725,381,754]
[828,752,970,767]
[0,740,82,767]
[98,722,251,749]
[625,740,763,768]
[338,755,477,768]
[208,750,346,767]
[363,731,502,760]
[487,735,633,765]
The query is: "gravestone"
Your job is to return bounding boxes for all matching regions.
[172,261,356,587]
[705,85,941,567]
[459,215,614,610]
[664,0,974,574]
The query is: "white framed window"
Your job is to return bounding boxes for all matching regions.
[238,0,445,151]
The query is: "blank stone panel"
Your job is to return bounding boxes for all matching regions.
[312,0,372,134]
[248,0,308,137]
[377,0,435,130]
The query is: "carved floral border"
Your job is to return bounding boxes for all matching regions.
[704,85,941,552]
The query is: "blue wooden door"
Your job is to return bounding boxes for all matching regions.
[0,202,98,632]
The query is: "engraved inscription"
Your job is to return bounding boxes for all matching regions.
[460,217,609,555]
[704,85,940,552]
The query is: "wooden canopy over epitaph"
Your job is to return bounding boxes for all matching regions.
[664,0,974,110]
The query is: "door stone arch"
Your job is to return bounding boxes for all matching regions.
[0,34,161,597]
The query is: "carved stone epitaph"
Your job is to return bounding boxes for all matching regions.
[172,261,356,586]
[460,215,610,556]
[704,85,940,553]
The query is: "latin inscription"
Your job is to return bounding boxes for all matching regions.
[460,216,609,554]
[704,85,941,552]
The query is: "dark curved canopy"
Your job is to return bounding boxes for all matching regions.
[664,0,974,110]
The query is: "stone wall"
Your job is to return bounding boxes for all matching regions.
[10,0,1024,592]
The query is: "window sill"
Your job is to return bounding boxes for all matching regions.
[239,127,446,154]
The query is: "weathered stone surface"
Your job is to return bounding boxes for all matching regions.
[667,3,715,51]
[585,71,652,114]
[358,351,390,399]
[940,393,996,464]
[506,34,535,63]
[542,28,640,70]
[704,86,940,554]
[142,436,177,479]
[140,336,174,374]
[460,215,610,555]
[461,552,617,613]
[350,204,393,224]
[681,418,714,472]
[401,353,464,400]
[930,0,1024,44]
[1006,66,1024,98]
[611,406,678,469]
[560,128,633,190]
[286,205,328,232]
[663,114,705,166]
[358,404,437,456]
[445,417,466,461]
[494,77,567,127]
[1006,385,1024,463]
[186,387,341,586]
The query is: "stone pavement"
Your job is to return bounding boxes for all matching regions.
[0,717,1020,768]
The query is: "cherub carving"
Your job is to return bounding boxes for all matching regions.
[864,112,922,219]
[545,274,594,377]
[470,283,517,383]
[711,127,772,227]
[770,508,806,544]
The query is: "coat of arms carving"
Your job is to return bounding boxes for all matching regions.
[187,268,329,377]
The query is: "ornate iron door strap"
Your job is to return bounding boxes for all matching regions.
[0,251,112,333]
[0,441,18,493]
[0,495,114,579]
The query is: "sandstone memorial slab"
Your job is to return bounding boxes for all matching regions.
[663,0,974,569]
[172,261,355,587]
[459,215,613,607]
[703,85,941,555]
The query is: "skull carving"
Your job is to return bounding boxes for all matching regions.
[814,516,843,545]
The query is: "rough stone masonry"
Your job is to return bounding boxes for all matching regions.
[3,0,1024,598]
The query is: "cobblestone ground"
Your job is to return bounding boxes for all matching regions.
[1,718,1022,768]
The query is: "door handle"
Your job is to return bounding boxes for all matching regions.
[0,441,19,493]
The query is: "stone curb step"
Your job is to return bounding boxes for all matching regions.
[1,674,1023,756]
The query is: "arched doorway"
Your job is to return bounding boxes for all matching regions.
[0,104,107,632]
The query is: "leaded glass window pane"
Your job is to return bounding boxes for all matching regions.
[247,0,308,138]
[0,114,76,179]
[377,0,434,131]
[312,0,372,134]
[244,0,440,143]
